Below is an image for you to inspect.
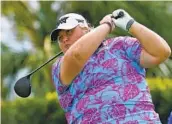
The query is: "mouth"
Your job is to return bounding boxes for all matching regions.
[65,44,70,49]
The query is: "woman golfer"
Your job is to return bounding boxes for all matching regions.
[51,9,171,123]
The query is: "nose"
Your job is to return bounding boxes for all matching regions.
[61,35,69,44]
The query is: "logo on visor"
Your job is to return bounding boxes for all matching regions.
[59,17,84,24]
[76,19,84,23]
[59,17,69,24]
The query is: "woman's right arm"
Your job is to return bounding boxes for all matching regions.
[60,16,113,86]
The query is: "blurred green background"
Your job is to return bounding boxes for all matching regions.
[1,1,172,124]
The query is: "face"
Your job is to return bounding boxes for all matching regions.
[57,26,88,53]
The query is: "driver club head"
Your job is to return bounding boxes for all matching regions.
[14,75,31,98]
[13,52,63,98]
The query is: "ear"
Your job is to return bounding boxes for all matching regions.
[83,28,90,34]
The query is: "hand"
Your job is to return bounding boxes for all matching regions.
[99,14,115,33]
[112,9,135,31]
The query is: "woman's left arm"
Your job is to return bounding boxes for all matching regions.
[129,22,171,68]
[112,9,171,68]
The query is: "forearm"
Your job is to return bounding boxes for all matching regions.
[66,24,110,66]
[129,22,171,59]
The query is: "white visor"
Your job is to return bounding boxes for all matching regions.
[50,13,88,42]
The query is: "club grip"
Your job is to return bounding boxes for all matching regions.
[111,11,124,19]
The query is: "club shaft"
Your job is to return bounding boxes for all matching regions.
[29,51,63,75]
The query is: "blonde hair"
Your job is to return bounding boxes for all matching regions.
[79,22,94,33]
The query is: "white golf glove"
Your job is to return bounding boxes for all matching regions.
[112,9,135,31]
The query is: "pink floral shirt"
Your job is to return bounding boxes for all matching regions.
[52,36,161,124]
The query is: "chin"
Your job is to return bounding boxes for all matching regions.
[63,49,68,53]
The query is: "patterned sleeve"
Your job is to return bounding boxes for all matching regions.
[107,36,142,64]
[52,57,69,95]
[123,36,143,64]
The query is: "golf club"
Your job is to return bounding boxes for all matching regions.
[14,51,63,98]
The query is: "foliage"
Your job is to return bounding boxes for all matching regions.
[1,1,62,99]
[1,43,28,99]
[1,1,59,48]
[147,78,172,124]
[1,92,67,124]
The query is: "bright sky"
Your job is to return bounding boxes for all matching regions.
[1,16,33,52]
[1,1,61,52]
[0,0,40,52]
